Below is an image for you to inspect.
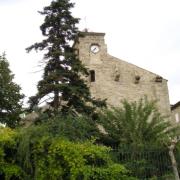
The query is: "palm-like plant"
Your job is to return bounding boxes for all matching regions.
[98,98,178,148]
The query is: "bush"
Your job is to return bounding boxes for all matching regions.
[32,137,136,180]
[15,117,136,180]
[15,114,137,179]
[0,127,25,180]
[0,125,137,179]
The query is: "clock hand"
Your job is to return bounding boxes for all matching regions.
[93,47,97,51]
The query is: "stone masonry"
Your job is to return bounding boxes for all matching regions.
[74,32,171,118]
[171,102,180,124]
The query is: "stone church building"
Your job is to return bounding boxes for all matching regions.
[74,32,171,118]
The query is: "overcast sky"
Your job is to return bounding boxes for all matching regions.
[0,0,179,104]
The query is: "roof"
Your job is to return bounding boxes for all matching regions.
[79,31,105,37]
[171,101,180,110]
[73,31,105,48]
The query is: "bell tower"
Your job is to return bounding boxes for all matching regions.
[74,32,107,65]
[73,31,171,119]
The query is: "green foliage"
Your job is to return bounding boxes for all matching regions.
[174,143,180,174]
[0,125,136,179]
[37,114,100,140]
[97,98,180,179]
[26,0,106,116]
[20,114,100,142]
[98,98,178,148]
[17,114,100,174]
[112,146,172,179]
[15,114,136,179]
[0,128,25,179]
[0,128,17,161]
[29,137,137,180]
[0,53,24,128]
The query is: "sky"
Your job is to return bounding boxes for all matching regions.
[0,0,180,105]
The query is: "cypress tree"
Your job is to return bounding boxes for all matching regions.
[0,53,24,128]
[26,0,106,116]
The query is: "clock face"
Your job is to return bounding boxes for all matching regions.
[90,44,100,54]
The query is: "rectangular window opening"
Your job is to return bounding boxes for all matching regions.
[90,70,95,82]
[175,113,179,123]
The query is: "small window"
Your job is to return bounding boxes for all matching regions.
[175,113,179,123]
[114,74,120,82]
[90,70,95,82]
[155,76,163,82]
[135,75,141,84]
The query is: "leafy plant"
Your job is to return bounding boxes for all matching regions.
[16,115,137,179]
[98,98,179,179]
[17,114,100,174]
[0,128,25,180]
[98,98,178,148]
[31,137,137,180]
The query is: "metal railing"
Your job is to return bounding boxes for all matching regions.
[110,146,176,180]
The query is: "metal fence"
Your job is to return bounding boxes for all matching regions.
[110,147,176,180]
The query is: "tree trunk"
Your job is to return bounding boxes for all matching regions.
[53,90,59,111]
[169,142,180,180]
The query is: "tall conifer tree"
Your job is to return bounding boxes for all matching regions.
[0,53,24,128]
[26,0,105,115]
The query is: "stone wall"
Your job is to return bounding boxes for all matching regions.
[75,32,171,118]
[171,102,180,124]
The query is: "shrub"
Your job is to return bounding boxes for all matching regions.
[32,137,137,180]
[0,126,137,179]
[0,127,25,180]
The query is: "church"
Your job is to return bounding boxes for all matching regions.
[74,32,171,118]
